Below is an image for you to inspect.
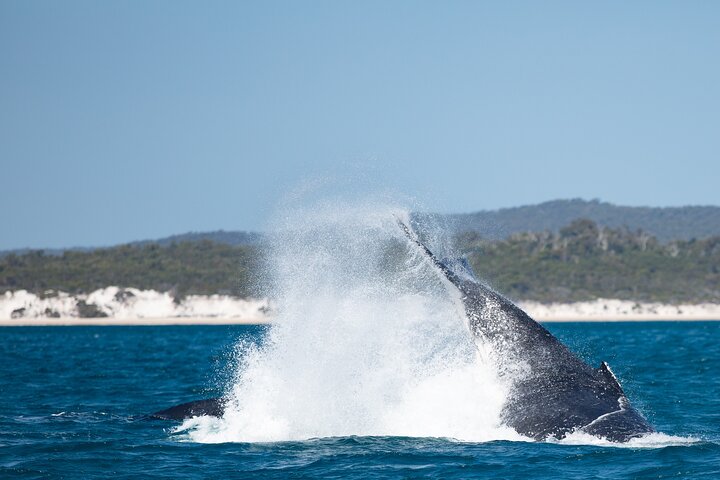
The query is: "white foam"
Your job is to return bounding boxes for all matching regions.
[553,431,699,449]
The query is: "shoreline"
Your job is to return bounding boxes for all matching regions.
[538,315,720,322]
[2,314,719,327]
[0,316,270,327]
[3,289,719,326]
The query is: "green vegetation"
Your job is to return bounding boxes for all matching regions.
[459,219,720,303]
[1,219,718,303]
[0,241,260,299]
[76,300,108,318]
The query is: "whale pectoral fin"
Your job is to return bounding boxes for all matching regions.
[597,361,625,395]
[151,397,225,421]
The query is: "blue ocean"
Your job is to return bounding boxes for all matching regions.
[1,322,719,479]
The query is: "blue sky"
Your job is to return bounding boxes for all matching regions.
[1,1,719,249]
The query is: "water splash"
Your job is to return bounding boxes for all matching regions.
[178,201,520,443]
[174,199,695,448]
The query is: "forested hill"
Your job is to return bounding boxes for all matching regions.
[0,230,261,258]
[442,199,720,242]
[1,219,718,304]
[0,242,261,299]
[460,219,720,303]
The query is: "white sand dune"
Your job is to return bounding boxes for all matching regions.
[521,299,720,321]
[1,288,718,325]
[0,288,270,325]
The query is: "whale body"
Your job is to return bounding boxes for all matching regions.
[398,219,655,442]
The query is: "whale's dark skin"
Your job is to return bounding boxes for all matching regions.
[398,219,655,442]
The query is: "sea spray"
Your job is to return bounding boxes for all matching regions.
[178,202,522,443]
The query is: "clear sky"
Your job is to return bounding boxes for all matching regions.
[1,1,719,249]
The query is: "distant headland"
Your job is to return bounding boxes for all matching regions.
[1,199,718,323]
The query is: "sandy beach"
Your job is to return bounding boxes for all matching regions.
[521,299,720,322]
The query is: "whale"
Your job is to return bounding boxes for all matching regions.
[151,397,225,421]
[152,219,655,442]
[397,219,655,442]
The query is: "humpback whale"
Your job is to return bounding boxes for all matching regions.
[151,397,224,421]
[397,219,654,442]
[152,219,655,442]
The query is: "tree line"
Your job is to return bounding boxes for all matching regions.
[460,219,720,303]
[1,219,718,303]
[0,240,260,300]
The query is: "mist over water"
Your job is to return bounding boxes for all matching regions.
[178,202,519,443]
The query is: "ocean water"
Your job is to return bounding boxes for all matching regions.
[3,204,720,478]
[1,322,719,479]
